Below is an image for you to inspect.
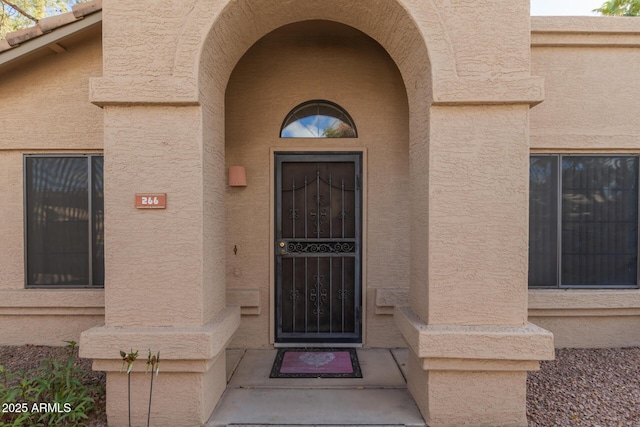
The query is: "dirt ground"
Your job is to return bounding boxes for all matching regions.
[2,345,639,426]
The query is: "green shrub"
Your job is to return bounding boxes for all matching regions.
[0,342,101,427]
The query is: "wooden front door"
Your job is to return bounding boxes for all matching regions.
[275,153,362,344]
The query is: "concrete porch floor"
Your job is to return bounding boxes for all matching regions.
[206,348,426,427]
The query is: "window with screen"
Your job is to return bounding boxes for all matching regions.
[25,155,104,288]
[529,155,639,289]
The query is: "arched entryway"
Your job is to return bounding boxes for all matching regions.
[195,1,437,339]
[193,3,438,423]
[224,20,410,348]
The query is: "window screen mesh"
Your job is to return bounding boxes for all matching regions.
[529,155,638,288]
[25,156,104,287]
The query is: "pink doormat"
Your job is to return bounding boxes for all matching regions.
[269,348,363,378]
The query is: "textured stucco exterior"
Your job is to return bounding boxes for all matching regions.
[529,17,640,348]
[0,29,104,346]
[2,0,640,425]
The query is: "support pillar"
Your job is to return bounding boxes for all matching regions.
[400,101,554,426]
[397,308,553,426]
[79,103,238,426]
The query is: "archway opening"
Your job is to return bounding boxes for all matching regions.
[195,1,435,331]
[223,20,410,348]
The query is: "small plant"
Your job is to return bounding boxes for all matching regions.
[145,350,160,427]
[119,349,138,427]
[0,341,100,427]
[118,348,160,427]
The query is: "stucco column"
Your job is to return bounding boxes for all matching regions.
[79,102,239,426]
[397,99,554,426]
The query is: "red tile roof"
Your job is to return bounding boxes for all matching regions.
[0,0,102,54]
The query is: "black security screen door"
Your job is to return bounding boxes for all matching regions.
[275,153,362,344]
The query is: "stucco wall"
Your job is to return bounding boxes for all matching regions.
[0,32,104,345]
[428,104,530,326]
[529,17,640,348]
[3,6,639,355]
[97,0,532,91]
[224,21,410,348]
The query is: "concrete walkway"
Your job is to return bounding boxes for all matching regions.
[206,348,426,427]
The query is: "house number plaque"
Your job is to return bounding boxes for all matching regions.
[135,193,167,209]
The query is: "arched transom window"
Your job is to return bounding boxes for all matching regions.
[280,100,357,138]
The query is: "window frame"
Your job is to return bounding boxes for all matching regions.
[280,99,358,138]
[23,153,104,289]
[529,153,640,290]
